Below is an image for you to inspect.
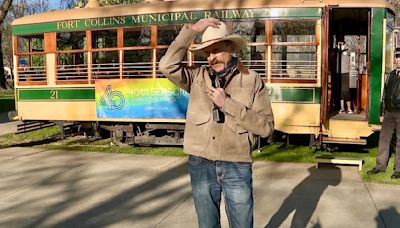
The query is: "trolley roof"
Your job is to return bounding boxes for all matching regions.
[12,0,395,26]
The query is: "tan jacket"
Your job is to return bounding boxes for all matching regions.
[159,25,274,162]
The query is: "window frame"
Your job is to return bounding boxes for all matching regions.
[55,30,89,84]
[14,33,47,86]
[269,19,319,84]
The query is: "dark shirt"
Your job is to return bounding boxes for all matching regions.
[383,69,400,112]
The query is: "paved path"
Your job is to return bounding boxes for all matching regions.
[0,147,399,227]
[0,112,21,136]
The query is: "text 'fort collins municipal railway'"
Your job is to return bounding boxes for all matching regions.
[56,9,255,30]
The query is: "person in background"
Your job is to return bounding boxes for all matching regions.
[338,41,353,114]
[159,18,274,227]
[367,48,400,179]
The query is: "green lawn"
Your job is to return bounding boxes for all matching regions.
[0,126,398,184]
[0,89,14,96]
[0,89,15,113]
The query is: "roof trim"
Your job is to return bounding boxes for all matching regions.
[12,0,394,26]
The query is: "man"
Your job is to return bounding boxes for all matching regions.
[367,48,400,179]
[159,18,274,227]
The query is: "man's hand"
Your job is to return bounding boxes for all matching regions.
[209,87,226,108]
[380,116,384,122]
[191,18,220,33]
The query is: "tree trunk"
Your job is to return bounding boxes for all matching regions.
[0,0,14,89]
[0,31,7,89]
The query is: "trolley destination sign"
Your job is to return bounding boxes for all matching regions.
[13,8,321,35]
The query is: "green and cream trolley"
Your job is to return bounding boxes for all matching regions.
[11,0,396,145]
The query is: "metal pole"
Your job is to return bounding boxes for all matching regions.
[356,35,361,113]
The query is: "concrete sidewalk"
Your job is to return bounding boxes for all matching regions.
[0,147,399,227]
[0,112,21,136]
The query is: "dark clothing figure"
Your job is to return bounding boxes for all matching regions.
[377,111,400,173]
[368,68,400,179]
[341,73,351,101]
[338,44,353,114]
[382,70,400,112]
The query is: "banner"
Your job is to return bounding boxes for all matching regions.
[95,79,189,119]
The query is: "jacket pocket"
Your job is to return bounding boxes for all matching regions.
[223,117,251,157]
[184,110,211,152]
[186,111,211,125]
[226,116,248,134]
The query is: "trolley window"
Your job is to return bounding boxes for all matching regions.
[124,49,152,78]
[57,31,86,51]
[57,52,88,82]
[271,20,317,82]
[124,26,151,46]
[56,31,88,83]
[92,29,119,80]
[234,20,266,79]
[92,51,120,79]
[16,34,47,85]
[17,34,44,53]
[92,29,117,48]
[157,25,183,45]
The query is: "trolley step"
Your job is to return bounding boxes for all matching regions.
[328,118,374,140]
[315,155,363,171]
[322,137,367,145]
[16,121,56,134]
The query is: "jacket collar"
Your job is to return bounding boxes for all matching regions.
[205,59,250,89]
[236,60,249,75]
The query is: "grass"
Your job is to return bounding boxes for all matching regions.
[0,89,15,113]
[254,142,400,185]
[0,126,399,184]
[0,126,61,148]
[0,89,14,96]
[0,126,186,156]
[39,136,186,156]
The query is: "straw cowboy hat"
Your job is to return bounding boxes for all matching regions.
[189,21,246,56]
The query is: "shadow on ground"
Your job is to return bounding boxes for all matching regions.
[264,166,341,227]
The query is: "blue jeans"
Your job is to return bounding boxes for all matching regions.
[188,155,254,228]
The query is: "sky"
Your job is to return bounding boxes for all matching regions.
[49,0,63,9]
[49,0,61,9]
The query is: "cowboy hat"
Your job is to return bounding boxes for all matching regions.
[189,21,246,56]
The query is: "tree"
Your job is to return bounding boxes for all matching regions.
[62,0,144,8]
[61,0,79,9]
[1,0,50,89]
[1,0,144,89]
[101,0,144,4]
[1,0,28,84]
[0,0,13,89]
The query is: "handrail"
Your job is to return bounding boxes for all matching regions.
[18,59,318,83]
[122,62,153,78]
[269,59,317,80]
[17,66,47,82]
[92,63,119,79]
[57,64,88,81]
